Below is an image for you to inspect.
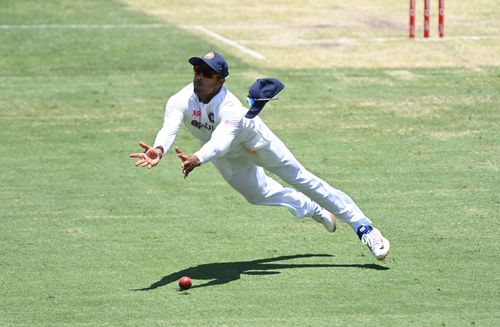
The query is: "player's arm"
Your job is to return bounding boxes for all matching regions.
[176,104,241,178]
[152,96,186,157]
[175,122,239,178]
[193,103,242,164]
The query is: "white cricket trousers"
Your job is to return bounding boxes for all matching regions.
[212,136,372,230]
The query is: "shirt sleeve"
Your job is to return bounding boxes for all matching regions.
[153,95,186,157]
[194,102,243,164]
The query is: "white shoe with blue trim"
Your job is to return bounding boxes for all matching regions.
[357,225,391,260]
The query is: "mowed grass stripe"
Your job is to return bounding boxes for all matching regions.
[0,23,169,29]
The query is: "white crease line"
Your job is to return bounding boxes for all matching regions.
[0,24,169,30]
[0,24,266,60]
[184,25,266,60]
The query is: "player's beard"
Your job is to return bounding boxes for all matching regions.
[193,79,221,103]
[193,79,204,95]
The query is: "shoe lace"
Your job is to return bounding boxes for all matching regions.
[312,209,325,223]
[361,229,383,249]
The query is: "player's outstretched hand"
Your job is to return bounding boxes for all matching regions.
[129,141,162,169]
[175,146,200,179]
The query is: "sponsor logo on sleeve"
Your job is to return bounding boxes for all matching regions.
[224,120,240,127]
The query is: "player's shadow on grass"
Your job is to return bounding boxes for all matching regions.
[133,254,388,290]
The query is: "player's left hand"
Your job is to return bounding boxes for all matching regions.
[175,146,201,179]
[129,141,162,169]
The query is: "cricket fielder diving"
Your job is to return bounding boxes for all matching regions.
[130,51,390,260]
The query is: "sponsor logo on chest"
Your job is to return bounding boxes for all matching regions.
[191,120,215,131]
[191,109,215,131]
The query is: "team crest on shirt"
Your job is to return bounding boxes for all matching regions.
[192,109,201,117]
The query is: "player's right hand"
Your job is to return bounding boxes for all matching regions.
[175,146,200,179]
[129,141,162,169]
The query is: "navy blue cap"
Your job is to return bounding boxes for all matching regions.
[245,78,285,119]
[188,52,229,78]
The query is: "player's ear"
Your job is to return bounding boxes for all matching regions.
[217,77,226,87]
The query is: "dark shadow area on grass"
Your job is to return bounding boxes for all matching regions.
[133,254,389,290]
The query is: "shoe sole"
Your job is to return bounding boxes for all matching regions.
[321,213,336,233]
[330,213,337,233]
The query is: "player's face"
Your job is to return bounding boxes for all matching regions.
[193,63,225,103]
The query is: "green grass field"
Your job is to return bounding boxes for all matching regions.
[1,1,499,326]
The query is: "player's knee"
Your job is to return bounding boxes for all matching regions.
[242,192,265,205]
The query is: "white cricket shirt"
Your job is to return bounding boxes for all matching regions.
[153,83,274,164]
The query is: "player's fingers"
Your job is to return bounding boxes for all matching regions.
[143,155,153,165]
[135,154,148,167]
[139,141,151,151]
[175,146,187,159]
[183,162,195,178]
[133,152,146,160]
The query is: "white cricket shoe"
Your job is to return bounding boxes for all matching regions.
[311,208,336,233]
[357,225,391,260]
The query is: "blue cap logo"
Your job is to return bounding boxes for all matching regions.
[203,52,215,59]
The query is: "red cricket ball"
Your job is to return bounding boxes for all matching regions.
[178,276,192,290]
